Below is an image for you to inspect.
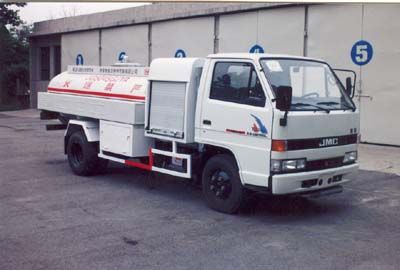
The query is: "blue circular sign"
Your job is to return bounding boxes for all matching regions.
[351,40,373,66]
[118,51,126,62]
[175,49,186,58]
[76,54,84,65]
[249,44,265,54]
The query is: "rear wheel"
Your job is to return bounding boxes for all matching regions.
[202,154,246,214]
[67,131,108,176]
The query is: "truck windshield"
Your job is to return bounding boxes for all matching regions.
[260,58,355,111]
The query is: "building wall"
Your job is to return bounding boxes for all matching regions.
[257,7,305,55]
[151,17,214,59]
[219,11,258,53]
[101,25,149,65]
[29,35,61,108]
[30,4,400,145]
[359,4,400,145]
[219,6,305,55]
[61,30,100,71]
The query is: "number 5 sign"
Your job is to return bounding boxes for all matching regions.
[351,40,373,66]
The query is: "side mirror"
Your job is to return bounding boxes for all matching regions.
[345,77,352,97]
[275,86,292,111]
[333,68,356,98]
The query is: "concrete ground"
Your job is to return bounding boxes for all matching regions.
[1,109,400,270]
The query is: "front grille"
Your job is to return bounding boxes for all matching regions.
[306,157,344,171]
[286,134,357,151]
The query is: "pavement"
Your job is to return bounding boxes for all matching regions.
[1,109,400,270]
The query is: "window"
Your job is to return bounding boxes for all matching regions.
[210,62,266,107]
[54,46,61,76]
[40,47,50,80]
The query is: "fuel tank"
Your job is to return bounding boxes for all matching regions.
[47,65,150,102]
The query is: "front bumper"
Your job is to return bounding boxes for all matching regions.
[271,163,358,195]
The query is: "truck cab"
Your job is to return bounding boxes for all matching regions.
[193,53,358,210]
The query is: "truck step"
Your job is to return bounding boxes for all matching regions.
[46,124,67,131]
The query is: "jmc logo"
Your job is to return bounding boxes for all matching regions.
[319,137,339,147]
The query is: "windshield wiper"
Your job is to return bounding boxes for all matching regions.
[317,101,355,111]
[292,102,330,113]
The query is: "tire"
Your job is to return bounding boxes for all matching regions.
[202,154,246,214]
[66,131,108,176]
[95,158,109,174]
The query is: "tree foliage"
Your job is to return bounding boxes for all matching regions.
[2,25,31,95]
[0,3,26,27]
[0,3,30,108]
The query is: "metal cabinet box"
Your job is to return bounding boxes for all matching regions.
[100,120,152,157]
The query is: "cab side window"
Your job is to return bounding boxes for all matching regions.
[210,62,266,107]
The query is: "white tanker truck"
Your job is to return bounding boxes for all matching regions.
[38,53,359,214]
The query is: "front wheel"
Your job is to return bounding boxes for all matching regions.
[202,154,246,214]
[67,131,108,176]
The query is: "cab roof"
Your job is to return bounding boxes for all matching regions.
[207,53,325,63]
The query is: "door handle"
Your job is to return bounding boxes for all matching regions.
[203,119,212,125]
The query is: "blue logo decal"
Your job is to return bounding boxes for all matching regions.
[118,51,126,62]
[76,54,84,65]
[351,40,373,66]
[175,49,186,58]
[249,44,265,54]
[251,114,268,134]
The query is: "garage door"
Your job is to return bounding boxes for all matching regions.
[152,17,214,59]
[61,30,99,71]
[219,7,305,55]
[101,25,149,66]
[360,4,400,145]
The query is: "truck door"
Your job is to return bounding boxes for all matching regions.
[198,59,273,188]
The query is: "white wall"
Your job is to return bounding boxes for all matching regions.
[151,17,214,59]
[257,7,305,55]
[219,11,258,53]
[61,30,99,71]
[360,4,400,145]
[219,7,305,54]
[101,25,149,66]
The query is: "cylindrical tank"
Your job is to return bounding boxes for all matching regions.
[47,65,150,102]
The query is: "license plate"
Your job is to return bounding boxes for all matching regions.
[320,173,334,181]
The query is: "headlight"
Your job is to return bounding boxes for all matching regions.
[271,158,306,173]
[343,151,357,164]
[271,160,282,172]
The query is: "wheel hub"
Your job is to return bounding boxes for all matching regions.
[210,170,232,199]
